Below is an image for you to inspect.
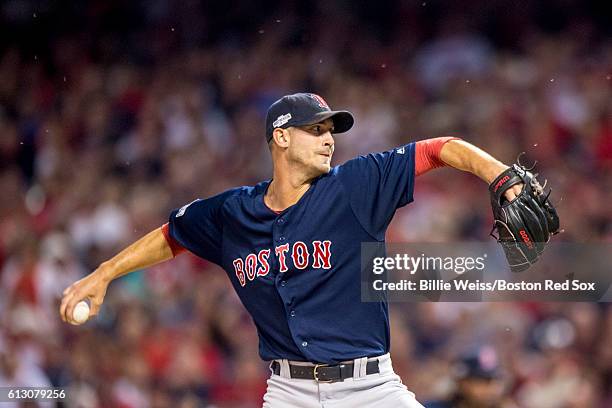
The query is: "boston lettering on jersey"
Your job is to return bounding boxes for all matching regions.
[167,143,416,364]
[233,241,332,286]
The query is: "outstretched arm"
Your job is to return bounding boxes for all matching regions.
[439,139,507,184]
[59,226,175,324]
[417,138,522,201]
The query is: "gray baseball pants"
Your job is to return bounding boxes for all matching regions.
[262,353,425,408]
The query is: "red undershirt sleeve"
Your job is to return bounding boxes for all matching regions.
[414,136,462,176]
[161,222,187,257]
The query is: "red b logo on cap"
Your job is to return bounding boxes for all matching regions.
[309,94,329,109]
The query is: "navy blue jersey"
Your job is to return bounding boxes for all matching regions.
[168,143,416,364]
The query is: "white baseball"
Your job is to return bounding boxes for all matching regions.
[72,301,90,324]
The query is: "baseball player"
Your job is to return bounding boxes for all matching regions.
[60,93,556,407]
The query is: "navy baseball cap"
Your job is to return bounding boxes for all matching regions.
[265,93,354,143]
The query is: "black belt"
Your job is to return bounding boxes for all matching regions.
[271,359,380,383]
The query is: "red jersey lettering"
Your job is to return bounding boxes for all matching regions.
[312,240,332,269]
[292,241,309,270]
[257,249,271,276]
[233,259,246,287]
[245,253,257,280]
[275,243,290,273]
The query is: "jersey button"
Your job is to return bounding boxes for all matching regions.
[280,280,287,287]
[290,310,296,317]
[277,218,284,224]
[277,236,286,242]
[301,341,308,347]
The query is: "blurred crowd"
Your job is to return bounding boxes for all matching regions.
[0,1,611,407]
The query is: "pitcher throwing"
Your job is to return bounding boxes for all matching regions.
[60,93,558,407]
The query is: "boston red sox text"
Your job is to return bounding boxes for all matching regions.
[373,279,596,292]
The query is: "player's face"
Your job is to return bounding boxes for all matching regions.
[288,119,335,177]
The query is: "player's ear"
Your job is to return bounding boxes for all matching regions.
[272,128,290,148]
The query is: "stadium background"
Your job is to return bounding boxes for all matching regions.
[0,0,610,406]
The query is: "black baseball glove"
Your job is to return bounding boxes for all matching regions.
[489,157,560,272]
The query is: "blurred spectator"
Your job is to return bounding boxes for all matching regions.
[425,346,518,408]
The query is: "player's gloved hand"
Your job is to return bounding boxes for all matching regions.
[489,156,560,272]
[59,266,110,325]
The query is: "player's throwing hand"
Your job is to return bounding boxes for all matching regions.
[59,267,110,325]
